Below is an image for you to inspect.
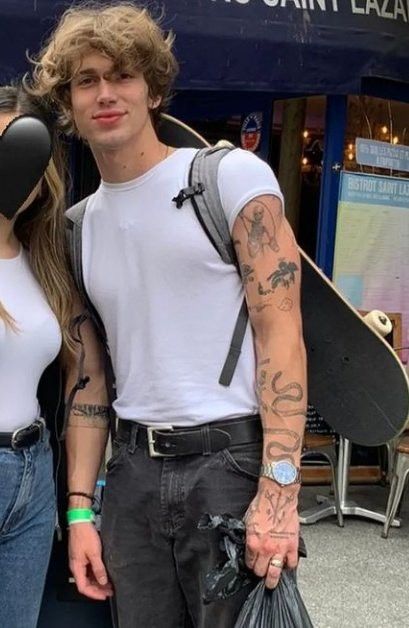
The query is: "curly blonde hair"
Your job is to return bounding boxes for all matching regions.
[30,2,179,132]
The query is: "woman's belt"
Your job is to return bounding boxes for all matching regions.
[0,419,45,450]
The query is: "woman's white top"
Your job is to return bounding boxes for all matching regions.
[0,248,62,432]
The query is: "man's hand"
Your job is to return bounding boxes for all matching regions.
[68,523,113,600]
[244,478,300,589]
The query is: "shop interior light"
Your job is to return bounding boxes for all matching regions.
[382,126,388,134]
[393,136,399,144]
[348,143,354,151]
[302,157,308,165]
[303,130,309,138]
[348,152,354,161]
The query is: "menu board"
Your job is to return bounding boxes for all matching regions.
[333,172,409,363]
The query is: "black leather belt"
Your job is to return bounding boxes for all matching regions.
[117,415,262,458]
[0,419,45,450]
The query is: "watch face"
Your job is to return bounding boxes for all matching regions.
[273,460,297,485]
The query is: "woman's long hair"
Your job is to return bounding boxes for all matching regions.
[0,85,75,354]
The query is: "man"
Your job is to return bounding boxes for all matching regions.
[31,4,307,627]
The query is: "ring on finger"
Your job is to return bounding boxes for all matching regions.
[269,557,284,569]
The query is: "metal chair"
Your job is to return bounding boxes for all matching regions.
[382,431,409,538]
[379,434,406,490]
[299,432,344,527]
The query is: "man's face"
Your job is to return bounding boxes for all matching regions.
[70,51,159,151]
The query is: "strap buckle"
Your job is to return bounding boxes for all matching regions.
[147,425,175,457]
[172,183,205,209]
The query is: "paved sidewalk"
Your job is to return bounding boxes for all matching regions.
[297,485,409,628]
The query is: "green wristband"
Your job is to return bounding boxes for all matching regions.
[67,508,95,525]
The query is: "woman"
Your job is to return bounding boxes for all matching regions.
[0,84,75,628]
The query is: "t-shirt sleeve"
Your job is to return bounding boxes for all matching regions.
[217,148,284,234]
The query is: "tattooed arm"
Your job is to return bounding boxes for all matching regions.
[232,194,307,589]
[64,295,113,600]
[65,308,110,509]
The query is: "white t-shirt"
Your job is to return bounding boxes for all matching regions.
[0,249,62,432]
[82,148,283,426]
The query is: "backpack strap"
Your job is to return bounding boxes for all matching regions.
[65,197,106,341]
[189,146,238,266]
[65,197,117,438]
[175,145,249,387]
[218,299,249,387]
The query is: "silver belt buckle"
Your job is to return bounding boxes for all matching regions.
[147,424,175,457]
[11,419,44,450]
[11,425,26,450]
[34,418,45,441]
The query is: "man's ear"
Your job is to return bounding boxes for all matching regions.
[149,95,162,110]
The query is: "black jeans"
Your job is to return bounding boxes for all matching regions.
[100,422,263,628]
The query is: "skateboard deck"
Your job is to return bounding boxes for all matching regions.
[300,251,408,445]
[158,114,409,446]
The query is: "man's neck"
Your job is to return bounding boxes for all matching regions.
[92,127,170,184]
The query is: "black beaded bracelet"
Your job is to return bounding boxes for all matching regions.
[66,491,95,503]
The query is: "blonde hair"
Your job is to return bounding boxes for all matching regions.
[0,303,17,331]
[0,85,75,355]
[30,2,179,132]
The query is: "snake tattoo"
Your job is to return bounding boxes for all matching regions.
[270,371,305,418]
[263,428,301,462]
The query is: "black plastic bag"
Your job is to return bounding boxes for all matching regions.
[199,514,313,628]
[234,573,313,628]
[199,514,253,604]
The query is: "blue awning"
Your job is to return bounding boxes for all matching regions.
[0,0,408,93]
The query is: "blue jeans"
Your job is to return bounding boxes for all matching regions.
[0,428,56,628]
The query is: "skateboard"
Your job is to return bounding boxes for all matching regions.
[159,113,409,446]
[300,253,408,446]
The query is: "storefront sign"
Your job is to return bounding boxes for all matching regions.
[333,171,409,361]
[240,112,263,152]
[356,138,409,172]
[1,0,408,93]
[209,0,409,23]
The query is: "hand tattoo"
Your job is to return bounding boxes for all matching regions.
[245,484,298,539]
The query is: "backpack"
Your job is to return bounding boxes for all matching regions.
[65,144,249,412]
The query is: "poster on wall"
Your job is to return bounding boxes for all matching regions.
[333,171,409,363]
